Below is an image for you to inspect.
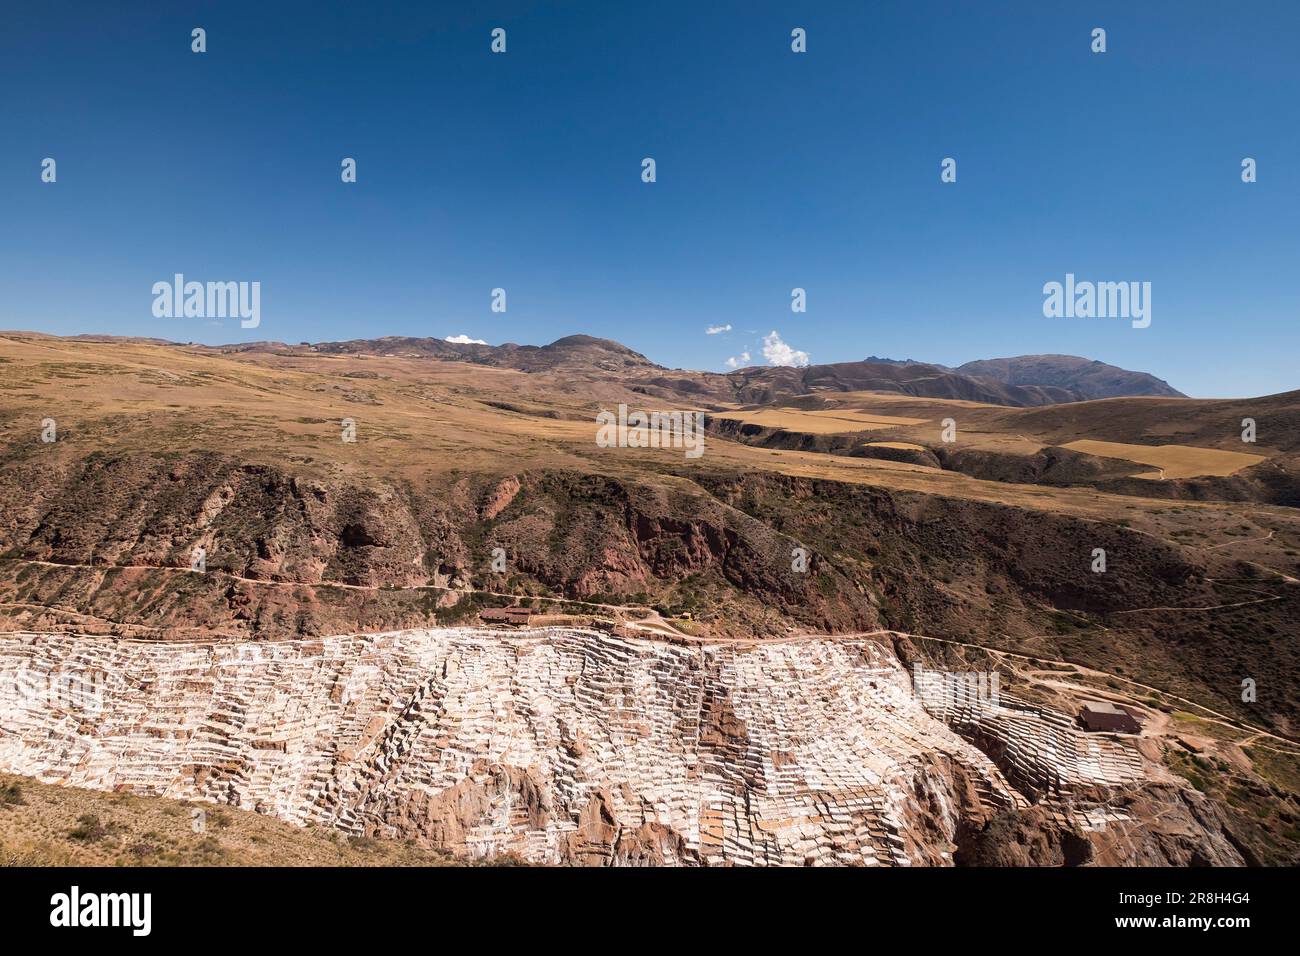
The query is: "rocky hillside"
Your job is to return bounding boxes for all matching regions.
[0,331,1295,867]
[1,451,1295,737]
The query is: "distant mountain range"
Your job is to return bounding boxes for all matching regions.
[715,354,1183,407]
[861,353,1185,403]
[69,331,1186,407]
[952,355,1184,401]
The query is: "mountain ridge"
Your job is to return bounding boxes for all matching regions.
[219,334,1187,406]
[1,330,1195,406]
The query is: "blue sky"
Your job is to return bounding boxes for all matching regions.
[1,1,1297,397]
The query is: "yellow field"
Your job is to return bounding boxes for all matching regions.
[827,390,997,410]
[1061,440,1265,478]
[716,408,928,434]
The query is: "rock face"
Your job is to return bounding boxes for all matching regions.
[0,628,1242,865]
[0,457,879,641]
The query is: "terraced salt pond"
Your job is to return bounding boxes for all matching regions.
[0,627,1151,865]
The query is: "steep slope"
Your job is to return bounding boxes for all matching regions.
[2,450,1296,736]
[0,628,1247,866]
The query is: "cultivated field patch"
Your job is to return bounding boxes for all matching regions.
[1061,440,1265,478]
[717,408,928,434]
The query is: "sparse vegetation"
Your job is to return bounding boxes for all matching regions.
[0,772,512,867]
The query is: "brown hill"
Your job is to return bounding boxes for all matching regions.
[296,333,661,375]
[15,331,1189,409]
[1,331,1298,865]
[956,355,1185,400]
[721,359,1078,407]
[1009,390,1300,452]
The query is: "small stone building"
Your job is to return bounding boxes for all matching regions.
[1079,700,1141,734]
[480,607,534,626]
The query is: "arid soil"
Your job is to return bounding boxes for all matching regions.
[0,771,497,866]
[0,331,1297,865]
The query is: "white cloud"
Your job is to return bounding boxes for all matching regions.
[706,324,732,335]
[762,330,810,367]
[724,350,751,369]
[445,334,487,345]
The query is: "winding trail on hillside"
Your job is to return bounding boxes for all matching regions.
[3,557,1296,749]
[0,556,656,613]
[1203,529,1276,551]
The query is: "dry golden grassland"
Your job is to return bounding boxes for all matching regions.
[1061,439,1266,478]
[862,441,929,451]
[1,332,1294,559]
[714,407,929,433]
